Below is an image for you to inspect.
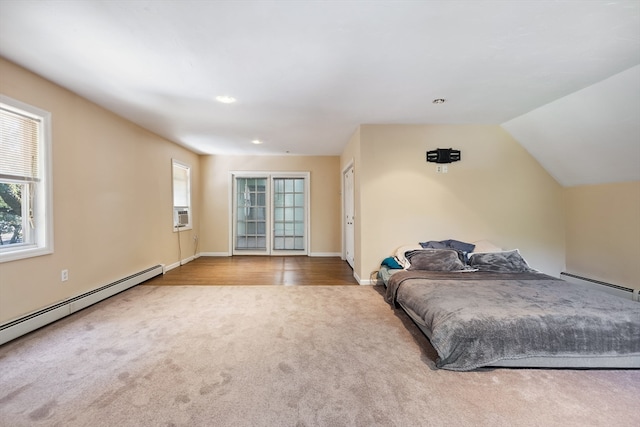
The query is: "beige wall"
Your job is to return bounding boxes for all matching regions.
[347,124,565,282]
[199,155,341,255]
[564,181,640,290]
[3,55,633,327]
[0,58,200,324]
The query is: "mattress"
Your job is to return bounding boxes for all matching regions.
[380,266,640,370]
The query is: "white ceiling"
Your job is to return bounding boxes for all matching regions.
[0,1,639,186]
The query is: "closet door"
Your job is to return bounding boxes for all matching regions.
[343,165,355,268]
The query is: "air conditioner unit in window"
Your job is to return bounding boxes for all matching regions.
[176,209,189,227]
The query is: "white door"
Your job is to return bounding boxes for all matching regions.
[344,165,355,268]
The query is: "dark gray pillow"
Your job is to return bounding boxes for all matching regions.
[406,249,467,271]
[468,250,533,273]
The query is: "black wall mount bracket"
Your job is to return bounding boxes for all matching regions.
[426,148,461,164]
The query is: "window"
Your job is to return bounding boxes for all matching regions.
[0,95,53,262]
[172,159,191,230]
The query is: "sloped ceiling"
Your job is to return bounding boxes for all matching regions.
[0,1,638,187]
[502,65,640,187]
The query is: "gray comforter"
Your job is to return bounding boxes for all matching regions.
[385,270,640,371]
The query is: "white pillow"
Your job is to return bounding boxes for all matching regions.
[471,240,502,253]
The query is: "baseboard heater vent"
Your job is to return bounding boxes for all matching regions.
[560,272,638,302]
[0,264,163,346]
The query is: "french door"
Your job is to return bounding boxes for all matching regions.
[232,172,309,255]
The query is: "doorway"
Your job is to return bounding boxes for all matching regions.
[343,164,354,268]
[232,172,309,256]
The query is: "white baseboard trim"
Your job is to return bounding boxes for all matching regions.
[356,270,381,286]
[164,254,200,272]
[197,252,342,258]
[354,271,373,285]
[198,252,231,257]
[0,264,163,345]
[560,272,638,301]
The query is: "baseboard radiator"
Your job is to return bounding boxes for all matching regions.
[0,264,163,346]
[560,272,639,302]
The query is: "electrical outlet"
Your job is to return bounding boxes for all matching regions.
[61,269,69,282]
[436,165,442,173]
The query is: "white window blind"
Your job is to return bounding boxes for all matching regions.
[173,163,189,207]
[0,106,40,181]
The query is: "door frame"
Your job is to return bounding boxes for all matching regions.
[342,160,355,268]
[229,171,310,256]
[230,173,270,256]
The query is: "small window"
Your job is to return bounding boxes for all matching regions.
[172,159,191,231]
[0,95,53,262]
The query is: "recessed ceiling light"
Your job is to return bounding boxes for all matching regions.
[432,98,446,104]
[216,95,236,104]
[251,139,263,145]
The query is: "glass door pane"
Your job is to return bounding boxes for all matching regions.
[235,177,267,252]
[273,177,305,252]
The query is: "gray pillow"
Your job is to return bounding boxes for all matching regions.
[468,250,533,273]
[406,249,467,271]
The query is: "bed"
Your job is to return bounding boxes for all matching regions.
[380,244,640,371]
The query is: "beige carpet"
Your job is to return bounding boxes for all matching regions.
[0,285,638,427]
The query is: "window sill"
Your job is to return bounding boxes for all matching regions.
[0,245,53,263]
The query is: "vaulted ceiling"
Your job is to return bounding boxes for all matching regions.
[1,1,638,186]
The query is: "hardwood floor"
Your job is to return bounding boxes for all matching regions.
[144,256,359,286]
